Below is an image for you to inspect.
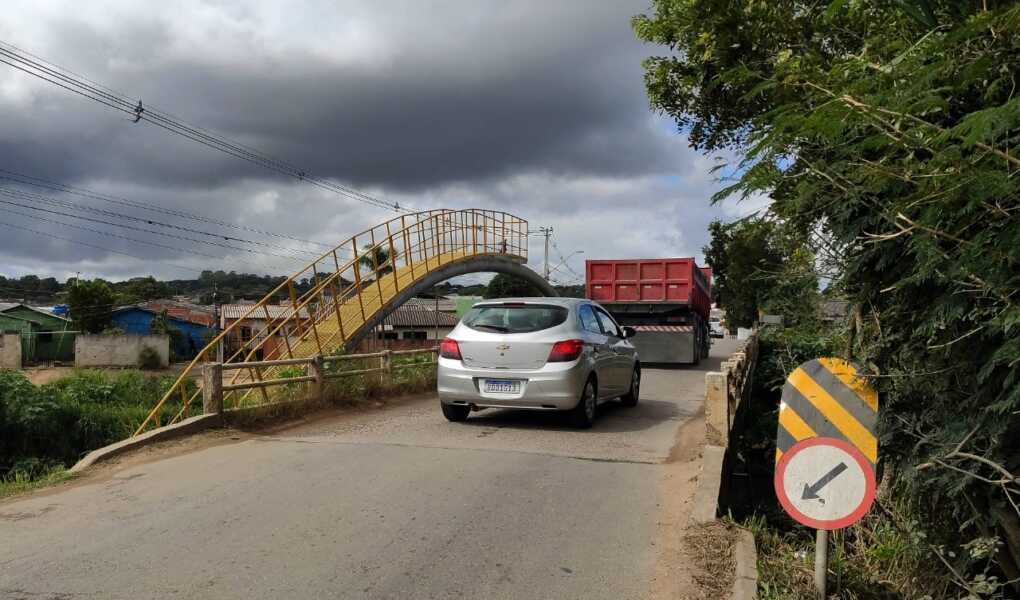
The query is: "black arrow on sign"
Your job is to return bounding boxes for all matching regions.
[802,462,848,504]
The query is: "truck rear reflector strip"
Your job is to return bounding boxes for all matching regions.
[631,325,694,332]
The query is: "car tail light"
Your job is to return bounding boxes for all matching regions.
[440,338,462,360]
[548,339,584,362]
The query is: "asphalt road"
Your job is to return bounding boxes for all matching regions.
[1,338,739,600]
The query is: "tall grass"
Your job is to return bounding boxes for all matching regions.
[0,368,191,483]
[0,352,438,492]
[324,351,436,403]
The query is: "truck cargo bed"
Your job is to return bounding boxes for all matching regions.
[585,258,711,320]
[586,257,713,364]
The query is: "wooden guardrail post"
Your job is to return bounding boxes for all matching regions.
[202,362,224,416]
[380,349,392,389]
[309,355,325,402]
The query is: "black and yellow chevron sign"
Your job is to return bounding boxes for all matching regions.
[776,358,878,465]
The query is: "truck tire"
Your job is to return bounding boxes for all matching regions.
[569,378,597,429]
[621,367,640,407]
[441,402,470,422]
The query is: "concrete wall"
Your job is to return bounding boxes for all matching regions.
[704,334,759,446]
[75,334,170,368]
[0,333,21,369]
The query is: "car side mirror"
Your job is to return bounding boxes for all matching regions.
[622,326,637,339]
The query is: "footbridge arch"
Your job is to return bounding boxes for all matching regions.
[348,255,556,349]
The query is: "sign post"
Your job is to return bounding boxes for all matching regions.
[774,358,879,599]
[814,529,827,598]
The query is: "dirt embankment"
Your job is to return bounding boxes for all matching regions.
[651,411,739,600]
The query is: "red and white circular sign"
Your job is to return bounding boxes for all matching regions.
[774,437,876,530]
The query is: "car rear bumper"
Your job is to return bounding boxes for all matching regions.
[437,357,588,410]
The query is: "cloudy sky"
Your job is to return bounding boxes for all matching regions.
[0,0,763,287]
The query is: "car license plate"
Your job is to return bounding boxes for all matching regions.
[484,379,520,394]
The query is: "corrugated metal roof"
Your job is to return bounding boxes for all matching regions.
[0,303,71,322]
[404,297,458,312]
[220,304,309,320]
[141,300,216,327]
[383,304,460,328]
[112,304,216,328]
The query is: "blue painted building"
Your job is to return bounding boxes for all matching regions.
[110,306,215,360]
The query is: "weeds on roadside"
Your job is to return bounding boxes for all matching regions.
[0,368,186,484]
[0,461,71,498]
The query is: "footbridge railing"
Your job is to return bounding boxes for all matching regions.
[133,209,528,435]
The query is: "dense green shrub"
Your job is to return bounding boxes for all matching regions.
[138,346,162,370]
[0,369,183,478]
[637,1,1020,592]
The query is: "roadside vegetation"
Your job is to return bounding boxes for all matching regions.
[1,352,439,496]
[258,350,437,403]
[636,1,1020,596]
[0,368,193,496]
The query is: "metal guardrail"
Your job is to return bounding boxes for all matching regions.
[135,209,527,435]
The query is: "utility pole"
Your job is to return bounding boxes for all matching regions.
[214,283,223,363]
[538,226,553,281]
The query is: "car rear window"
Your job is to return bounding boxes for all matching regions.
[462,304,569,334]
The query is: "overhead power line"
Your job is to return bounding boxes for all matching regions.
[0,220,206,276]
[0,196,310,262]
[551,239,584,281]
[0,41,410,214]
[0,168,336,250]
[2,207,225,260]
[1,209,306,278]
[0,187,319,260]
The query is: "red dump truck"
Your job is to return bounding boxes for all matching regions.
[585,258,712,364]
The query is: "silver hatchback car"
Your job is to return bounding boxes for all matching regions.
[437,297,640,428]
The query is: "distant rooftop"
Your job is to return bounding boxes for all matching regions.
[384,303,460,328]
[141,300,216,327]
[405,296,458,312]
[0,303,71,322]
[220,304,309,320]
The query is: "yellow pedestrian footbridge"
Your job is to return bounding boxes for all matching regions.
[134,209,553,435]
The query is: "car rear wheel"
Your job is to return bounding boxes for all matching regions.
[441,402,470,422]
[621,368,640,407]
[569,378,597,429]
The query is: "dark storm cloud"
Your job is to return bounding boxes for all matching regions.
[2,1,668,191]
[0,1,737,282]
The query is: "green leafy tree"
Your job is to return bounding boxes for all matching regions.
[702,220,731,306]
[358,245,393,280]
[637,0,1020,591]
[703,218,818,329]
[117,276,171,303]
[553,284,585,298]
[483,273,542,299]
[67,280,116,334]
